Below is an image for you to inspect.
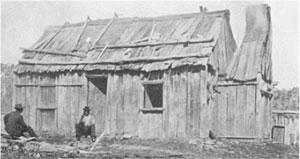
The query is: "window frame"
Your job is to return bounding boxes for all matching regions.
[140,80,165,112]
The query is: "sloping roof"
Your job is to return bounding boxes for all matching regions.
[225,4,272,82]
[15,10,230,73]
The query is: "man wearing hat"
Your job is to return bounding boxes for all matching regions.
[3,103,37,138]
[75,106,96,142]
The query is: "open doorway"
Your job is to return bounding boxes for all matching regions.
[87,75,107,135]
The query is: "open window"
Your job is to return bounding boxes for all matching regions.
[141,80,164,112]
[88,77,107,95]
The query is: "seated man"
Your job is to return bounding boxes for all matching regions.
[4,103,37,138]
[75,106,96,142]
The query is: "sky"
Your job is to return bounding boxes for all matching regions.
[1,1,299,89]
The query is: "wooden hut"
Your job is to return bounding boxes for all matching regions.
[13,4,272,140]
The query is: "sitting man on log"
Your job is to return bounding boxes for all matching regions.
[75,106,96,142]
[3,103,38,138]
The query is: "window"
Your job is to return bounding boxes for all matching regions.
[89,77,107,95]
[142,80,163,109]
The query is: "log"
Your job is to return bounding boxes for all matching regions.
[96,43,109,60]
[22,38,213,58]
[86,74,108,78]
[141,80,164,85]
[217,82,258,86]
[21,48,87,58]
[6,137,36,144]
[92,38,214,49]
[90,130,106,152]
[19,54,210,65]
[139,108,165,112]
[15,84,83,87]
[272,110,299,114]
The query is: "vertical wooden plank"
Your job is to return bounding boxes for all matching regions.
[263,96,270,138]
[188,68,201,138]
[117,73,125,135]
[235,85,245,136]
[186,70,191,137]
[256,74,264,138]
[181,70,187,138]
[247,85,256,136]
[105,73,114,134]
[57,74,63,134]
[138,73,144,138]
[199,67,207,138]
[168,70,175,138]
[162,72,168,138]
[216,86,226,137]
[226,86,235,136]
[166,70,172,138]
[243,85,248,136]
[168,69,178,138]
[123,73,131,134]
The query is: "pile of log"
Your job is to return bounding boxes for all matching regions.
[1,133,97,158]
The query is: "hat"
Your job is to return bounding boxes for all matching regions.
[14,103,24,109]
[83,106,90,111]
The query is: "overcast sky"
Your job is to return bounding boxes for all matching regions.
[1,1,299,89]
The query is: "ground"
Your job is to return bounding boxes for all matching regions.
[1,134,299,159]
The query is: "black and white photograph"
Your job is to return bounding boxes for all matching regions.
[1,1,299,158]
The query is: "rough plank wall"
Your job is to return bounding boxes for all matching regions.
[15,74,38,130]
[215,83,271,138]
[166,66,208,138]
[105,67,208,139]
[57,73,85,134]
[106,72,142,136]
[168,69,188,138]
[14,66,211,139]
[14,73,86,135]
[215,85,262,137]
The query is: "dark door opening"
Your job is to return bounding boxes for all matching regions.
[87,76,108,134]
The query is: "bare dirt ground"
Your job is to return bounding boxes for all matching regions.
[1,134,299,159]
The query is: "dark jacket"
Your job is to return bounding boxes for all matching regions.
[4,111,28,136]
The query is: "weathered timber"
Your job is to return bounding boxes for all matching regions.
[141,80,164,85]
[272,110,299,114]
[92,38,214,49]
[139,108,165,112]
[96,43,109,60]
[86,74,108,78]
[19,54,209,65]
[217,82,258,86]
[15,84,83,87]
[21,48,87,58]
